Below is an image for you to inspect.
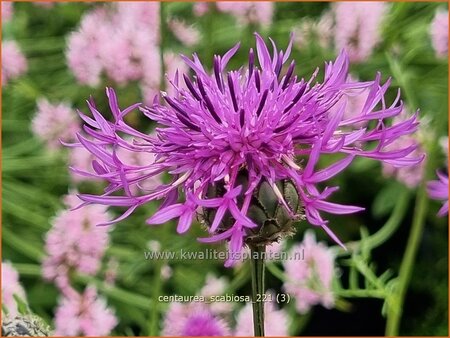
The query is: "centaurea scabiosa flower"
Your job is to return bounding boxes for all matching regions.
[69,34,423,266]
[427,171,448,217]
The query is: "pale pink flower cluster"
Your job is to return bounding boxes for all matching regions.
[35,2,54,8]
[2,262,27,317]
[66,2,160,88]
[193,2,209,17]
[430,9,449,58]
[162,302,231,336]
[1,1,12,22]
[168,18,201,47]
[382,112,425,188]
[43,194,117,335]
[31,99,80,150]
[2,41,27,86]
[234,294,289,336]
[333,2,388,62]
[54,286,117,336]
[194,2,274,27]
[283,231,335,314]
[42,193,112,283]
[199,273,233,315]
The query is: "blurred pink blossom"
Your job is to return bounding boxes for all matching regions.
[2,41,27,86]
[430,9,449,57]
[169,18,201,47]
[35,2,54,8]
[66,2,160,89]
[329,75,370,127]
[163,51,190,97]
[234,293,289,336]
[42,193,112,283]
[283,231,335,314]
[104,258,119,286]
[199,273,233,315]
[66,8,107,86]
[2,262,27,317]
[54,285,117,336]
[193,2,209,16]
[333,2,388,62]
[161,264,172,280]
[68,146,96,182]
[1,1,12,22]
[31,99,80,150]
[216,1,274,27]
[382,112,425,188]
[162,302,230,336]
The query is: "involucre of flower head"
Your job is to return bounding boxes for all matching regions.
[2,41,27,86]
[1,262,27,317]
[430,9,449,58]
[53,286,117,336]
[282,230,335,313]
[70,33,423,266]
[427,171,449,217]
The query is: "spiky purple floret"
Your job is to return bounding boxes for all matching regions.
[427,171,449,217]
[69,33,423,266]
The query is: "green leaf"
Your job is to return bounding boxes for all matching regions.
[372,182,406,218]
[13,294,30,315]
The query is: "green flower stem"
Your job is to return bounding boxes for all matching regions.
[385,178,432,335]
[250,244,266,337]
[385,142,436,335]
[148,260,164,336]
[334,188,411,256]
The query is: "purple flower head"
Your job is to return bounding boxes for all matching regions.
[69,33,423,266]
[427,171,449,217]
[162,302,230,336]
